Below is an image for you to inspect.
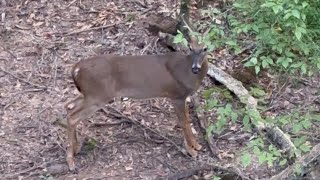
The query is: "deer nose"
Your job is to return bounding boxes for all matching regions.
[192,67,200,74]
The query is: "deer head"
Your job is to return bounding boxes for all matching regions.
[188,36,208,74]
[180,16,209,74]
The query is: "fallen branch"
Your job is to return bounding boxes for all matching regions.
[0,68,48,90]
[167,164,250,180]
[65,22,122,36]
[270,143,320,180]
[206,64,296,157]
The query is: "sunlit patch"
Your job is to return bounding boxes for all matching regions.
[73,67,80,77]
[67,103,75,110]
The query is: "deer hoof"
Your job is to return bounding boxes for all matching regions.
[66,156,77,172]
[184,139,201,158]
[185,145,198,158]
[192,142,202,151]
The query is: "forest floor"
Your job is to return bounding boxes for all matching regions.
[0,0,319,180]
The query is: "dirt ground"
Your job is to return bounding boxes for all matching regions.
[1,0,320,180]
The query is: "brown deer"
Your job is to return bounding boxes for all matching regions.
[65,36,209,171]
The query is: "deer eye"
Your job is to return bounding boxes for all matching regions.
[203,47,208,52]
[189,46,193,51]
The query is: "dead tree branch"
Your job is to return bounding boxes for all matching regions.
[270,143,320,180]
[206,64,296,157]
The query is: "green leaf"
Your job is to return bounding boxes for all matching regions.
[253,146,261,155]
[250,57,258,64]
[284,13,292,20]
[243,115,251,130]
[301,120,312,129]
[294,136,307,146]
[262,59,268,68]
[213,176,221,180]
[250,87,266,97]
[206,124,215,137]
[203,89,214,99]
[266,57,274,64]
[206,99,218,110]
[299,144,311,152]
[285,51,295,57]
[292,9,300,19]
[301,13,306,21]
[258,152,268,165]
[279,159,287,166]
[173,33,183,43]
[241,153,252,167]
[276,57,285,64]
[281,58,291,68]
[226,40,237,46]
[244,57,258,67]
[233,2,243,8]
[300,64,307,74]
[261,2,276,8]
[231,112,238,122]
[295,164,303,175]
[295,148,302,157]
[295,28,302,40]
[293,123,302,133]
[273,150,281,157]
[182,39,188,47]
[279,117,289,125]
[302,2,309,8]
[255,65,261,74]
[272,5,283,14]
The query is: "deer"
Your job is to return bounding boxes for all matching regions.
[64,35,209,171]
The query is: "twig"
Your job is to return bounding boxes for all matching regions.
[140,38,154,55]
[103,106,189,157]
[2,163,46,179]
[167,164,250,180]
[0,68,47,89]
[52,52,58,88]
[0,44,17,59]
[89,119,131,127]
[66,22,122,36]
[66,0,77,7]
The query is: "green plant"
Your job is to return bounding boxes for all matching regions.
[241,137,287,167]
[200,0,320,75]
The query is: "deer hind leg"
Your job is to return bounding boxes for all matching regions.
[65,95,83,154]
[172,99,202,158]
[65,95,104,171]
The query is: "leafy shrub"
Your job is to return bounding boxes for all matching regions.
[201,0,320,75]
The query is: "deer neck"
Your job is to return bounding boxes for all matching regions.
[166,54,208,97]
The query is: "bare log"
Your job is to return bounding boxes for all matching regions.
[207,64,296,157]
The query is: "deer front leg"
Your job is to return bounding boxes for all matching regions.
[173,99,202,158]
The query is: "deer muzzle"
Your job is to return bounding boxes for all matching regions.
[191,63,201,74]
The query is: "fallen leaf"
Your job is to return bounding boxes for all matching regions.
[125,166,133,171]
[33,21,44,27]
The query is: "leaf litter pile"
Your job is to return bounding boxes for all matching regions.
[1,0,320,179]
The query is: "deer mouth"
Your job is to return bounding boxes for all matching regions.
[192,67,200,74]
[192,63,201,74]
